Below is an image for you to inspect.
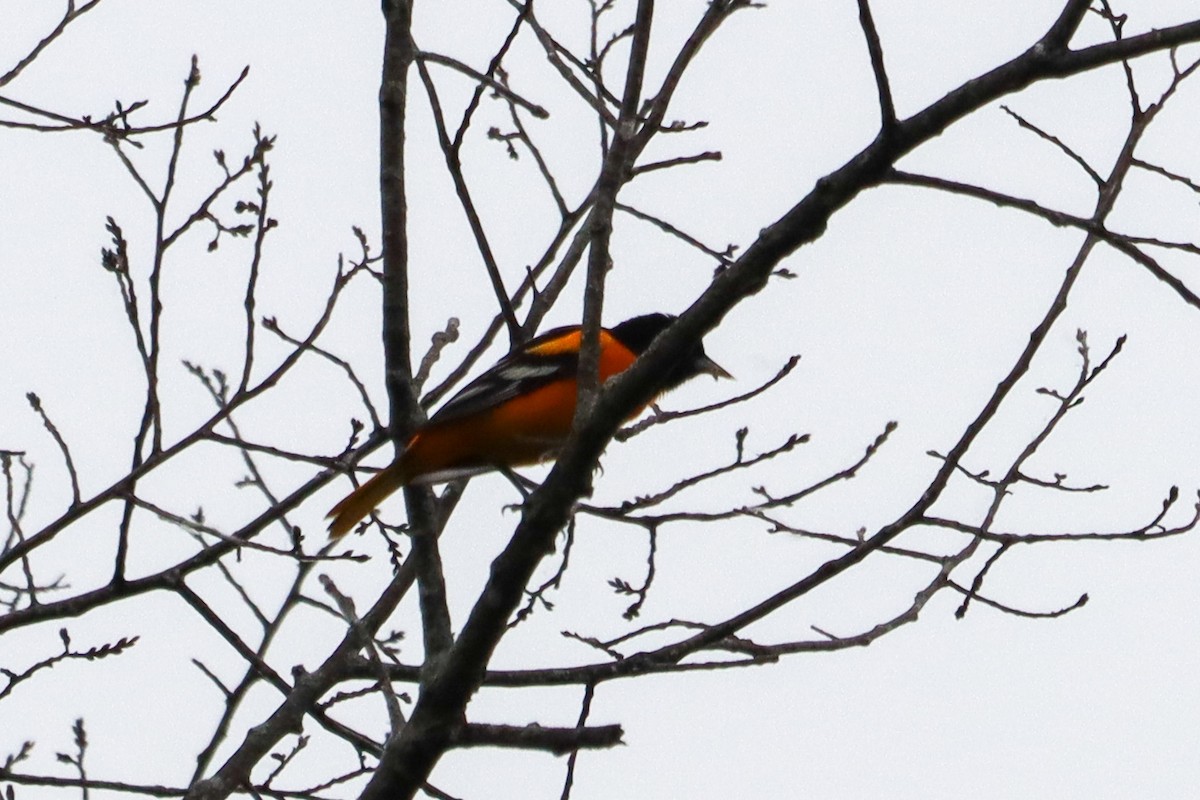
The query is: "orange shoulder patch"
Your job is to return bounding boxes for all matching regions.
[526,329,586,357]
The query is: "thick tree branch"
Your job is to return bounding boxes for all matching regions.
[453,722,623,754]
[377,0,454,665]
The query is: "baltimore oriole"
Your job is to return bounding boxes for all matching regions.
[326,312,729,539]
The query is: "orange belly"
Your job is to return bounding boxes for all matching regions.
[397,337,643,482]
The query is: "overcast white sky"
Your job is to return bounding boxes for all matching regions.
[2,2,1200,798]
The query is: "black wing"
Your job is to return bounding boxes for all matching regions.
[427,325,582,426]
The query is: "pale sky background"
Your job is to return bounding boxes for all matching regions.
[2,1,1199,798]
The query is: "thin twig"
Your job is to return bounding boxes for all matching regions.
[25,393,80,505]
[856,0,896,131]
[418,51,548,119]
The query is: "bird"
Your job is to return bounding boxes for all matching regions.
[326,312,730,539]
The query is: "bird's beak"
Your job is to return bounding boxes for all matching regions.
[697,355,733,381]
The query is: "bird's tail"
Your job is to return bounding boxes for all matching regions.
[326,463,408,540]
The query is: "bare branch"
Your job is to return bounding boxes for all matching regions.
[453,722,623,754]
[886,170,1200,312]
[415,54,521,343]
[616,355,799,441]
[0,0,106,88]
[418,51,548,119]
[25,393,80,505]
[856,0,896,131]
[1001,105,1104,186]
